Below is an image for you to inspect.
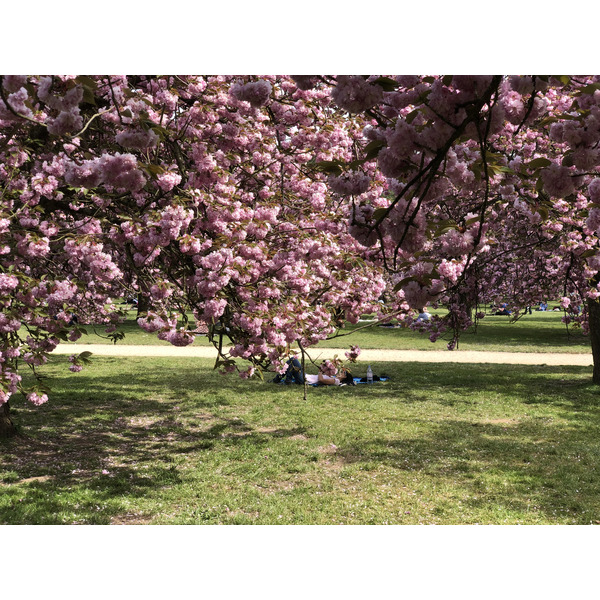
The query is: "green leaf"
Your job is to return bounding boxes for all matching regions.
[578,83,600,95]
[494,165,516,174]
[562,153,574,167]
[143,163,166,176]
[372,207,389,222]
[484,151,505,163]
[417,90,432,103]
[392,276,422,292]
[406,108,420,124]
[314,160,343,176]
[552,112,585,121]
[392,280,408,292]
[78,351,93,360]
[149,124,170,138]
[442,75,453,86]
[526,158,552,170]
[435,225,458,236]
[108,331,126,344]
[435,218,457,229]
[348,158,367,170]
[432,219,457,235]
[75,76,98,90]
[363,139,385,161]
[373,77,399,92]
[82,87,97,106]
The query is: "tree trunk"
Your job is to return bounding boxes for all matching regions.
[136,291,150,318]
[459,294,473,321]
[0,402,18,438]
[588,297,600,385]
[588,273,600,385]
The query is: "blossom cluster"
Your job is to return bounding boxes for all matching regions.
[6,73,600,411]
[318,75,600,348]
[0,75,388,406]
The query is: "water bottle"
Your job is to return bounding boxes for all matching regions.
[366,365,373,385]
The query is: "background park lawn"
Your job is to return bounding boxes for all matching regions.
[64,308,592,354]
[2,355,599,525]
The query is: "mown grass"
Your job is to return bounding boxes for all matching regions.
[63,309,591,354]
[323,311,591,353]
[2,356,600,525]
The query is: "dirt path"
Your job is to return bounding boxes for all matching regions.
[52,343,594,366]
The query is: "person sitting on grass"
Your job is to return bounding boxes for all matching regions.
[495,303,511,315]
[273,357,354,386]
[416,307,431,322]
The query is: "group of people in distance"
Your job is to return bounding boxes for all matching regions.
[491,300,568,314]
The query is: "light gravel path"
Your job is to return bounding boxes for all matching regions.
[52,343,594,366]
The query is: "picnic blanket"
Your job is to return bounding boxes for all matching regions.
[353,376,389,384]
[273,375,390,386]
[308,376,390,387]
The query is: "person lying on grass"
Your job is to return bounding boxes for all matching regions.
[273,357,355,386]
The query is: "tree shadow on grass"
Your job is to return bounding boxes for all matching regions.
[334,417,600,523]
[364,362,599,412]
[0,419,309,525]
[326,363,600,523]
[3,358,599,524]
[236,361,600,522]
[1,359,309,524]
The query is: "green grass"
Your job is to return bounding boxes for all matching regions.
[2,356,600,524]
[63,310,214,347]
[323,311,591,353]
[63,309,592,354]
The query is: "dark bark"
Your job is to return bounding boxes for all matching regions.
[136,292,150,318]
[300,345,308,403]
[588,296,600,385]
[0,402,18,438]
[458,293,473,321]
[587,272,600,385]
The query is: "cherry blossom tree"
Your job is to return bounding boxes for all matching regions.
[0,75,390,436]
[311,75,600,381]
[5,73,600,437]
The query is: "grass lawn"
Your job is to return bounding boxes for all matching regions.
[62,309,592,354]
[2,356,600,525]
[323,311,591,353]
